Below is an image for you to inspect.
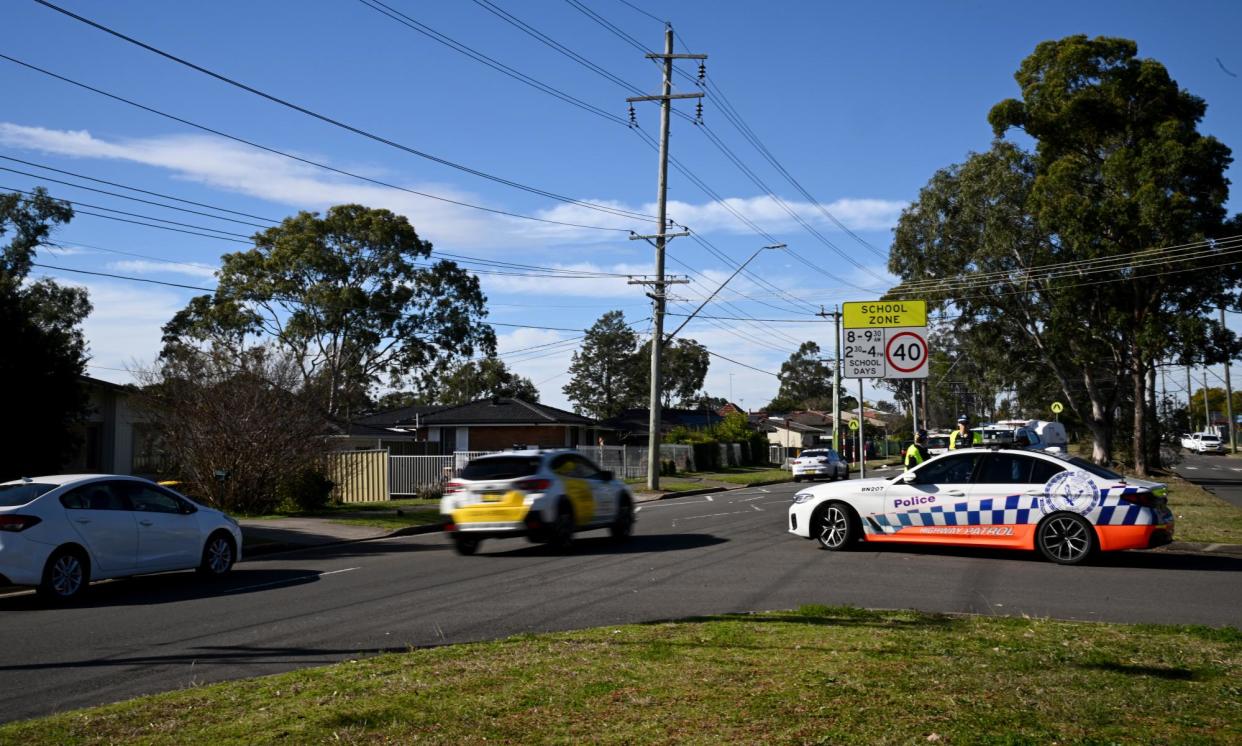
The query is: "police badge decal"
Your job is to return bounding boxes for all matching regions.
[1039,471,1101,515]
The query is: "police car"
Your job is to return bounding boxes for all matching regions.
[787,446,1174,564]
[441,450,635,555]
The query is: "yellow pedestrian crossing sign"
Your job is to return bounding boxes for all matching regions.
[1051,402,1064,414]
[848,419,859,431]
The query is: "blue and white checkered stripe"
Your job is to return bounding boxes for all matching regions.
[865,488,1156,535]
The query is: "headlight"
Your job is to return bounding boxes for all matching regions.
[792,491,815,504]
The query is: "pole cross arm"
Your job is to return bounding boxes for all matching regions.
[645,53,708,60]
[626,92,704,102]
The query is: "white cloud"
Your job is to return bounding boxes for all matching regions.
[109,259,218,279]
[1,123,905,251]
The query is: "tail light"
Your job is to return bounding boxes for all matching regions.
[515,478,551,492]
[444,481,463,494]
[0,515,42,532]
[1118,490,1156,507]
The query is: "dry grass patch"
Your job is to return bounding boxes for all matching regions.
[2,606,1238,744]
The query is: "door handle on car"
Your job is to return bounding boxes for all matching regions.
[1024,489,1045,496]
[75,518,91,524]
[139,520,154,527]
[945,489,966,497]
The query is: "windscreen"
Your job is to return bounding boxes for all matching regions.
[0,482,56,507]
[460,457,542,480]
[801,450,828,458]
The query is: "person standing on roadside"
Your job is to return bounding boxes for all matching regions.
[949,415,978,450]
[905,429,930,470]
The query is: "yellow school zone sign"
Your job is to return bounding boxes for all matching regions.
[843,300,928,329]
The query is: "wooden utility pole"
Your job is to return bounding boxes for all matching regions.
[1224,308,1236,453]
[626,26,705,490]
[817,306,843,451]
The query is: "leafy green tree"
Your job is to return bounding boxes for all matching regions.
[890,36,1238,471]
[434,356,539,404]
[631,338,711,408]
[563,310,640,419]
[0,188,90,481]
[163,205,495,420]
[765,341,853,412]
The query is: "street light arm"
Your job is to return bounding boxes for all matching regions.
[664,244,784,343]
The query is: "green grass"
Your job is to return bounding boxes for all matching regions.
[702,467,791,485]
[1164,473,1242,545]
[4,606,1237,744]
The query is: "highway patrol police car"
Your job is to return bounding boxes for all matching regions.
[787,446,1174,564]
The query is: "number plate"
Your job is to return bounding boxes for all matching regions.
[481,493,503,502]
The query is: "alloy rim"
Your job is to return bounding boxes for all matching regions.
[1043,516,1089,561]
[818,506,849,548]
[208,538,232,574]
[52,555,83,597]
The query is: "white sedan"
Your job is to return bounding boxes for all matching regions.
[0,474,243,602]
[791,449,848,482]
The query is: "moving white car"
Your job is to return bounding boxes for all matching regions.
[0,474,243,602]
[1181,432,1226,454]
[441,449,635,555]
[791,449,848,482]
[788,446,1174,565]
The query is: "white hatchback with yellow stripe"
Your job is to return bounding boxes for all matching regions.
[441,450,635,555]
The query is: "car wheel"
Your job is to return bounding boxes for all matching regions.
[814,502,859,551]
[198,532,236,577]
[38,547,90,602]
[550,501,575,552]
[793,475,802,483]
[1036,513,1097,565]
[452,534,481,556]
[610,497,635,541]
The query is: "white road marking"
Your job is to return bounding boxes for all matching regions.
[632,499,713,509]
[736,494,770,502]
[705,495,714,502]
[751,504,763,512]
[680,510,755,521]
[230,566,360,594]
[1231,468,1242,472]
[1184,466,1199,470]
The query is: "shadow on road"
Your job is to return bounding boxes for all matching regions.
[0,567,328,611]
[473,532,727,558]
[0,641,412,673]
[851,543,1242,571]
[242,535,448,563]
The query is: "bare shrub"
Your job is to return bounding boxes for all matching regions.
[132,346,330,514]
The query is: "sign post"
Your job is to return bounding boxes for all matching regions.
[841,301,929,474]
[1050,401,1064,422]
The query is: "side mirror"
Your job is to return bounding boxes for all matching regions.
[598,470,614,481]
[899,471,918,484]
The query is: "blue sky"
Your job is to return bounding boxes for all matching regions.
[4,0,1240,414]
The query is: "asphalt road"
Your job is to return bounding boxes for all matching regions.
[1172,450,1242,509]
[2,477,1239,723]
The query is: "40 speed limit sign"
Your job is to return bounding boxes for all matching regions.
[883,328,928,378]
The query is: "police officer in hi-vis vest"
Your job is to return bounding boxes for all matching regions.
[949,414,980,449]
[905,429,930,470]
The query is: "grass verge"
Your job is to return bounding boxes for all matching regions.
[4,606,1237,744]
[242,498,443,532]
[1164,473,1242,545]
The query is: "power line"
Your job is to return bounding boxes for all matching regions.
[1,185,253,239]
[0,53,643,233]
[0,155,281,223]
[612,0,666,25]
[355,0,629,125]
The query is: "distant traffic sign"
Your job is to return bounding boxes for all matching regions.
[1051,402,1064,414]
[848,419,859,431]
[843,300,927,329]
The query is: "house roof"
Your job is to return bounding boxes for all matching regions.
[761,418,826,434]
[356,404,447,427]
[419,397,597,427]
[601,408,724,432]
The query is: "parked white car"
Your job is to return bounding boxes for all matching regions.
[0,474,242,602]
[1181,433,1226,454]
[441,450,634,555]
[791,449,848,482]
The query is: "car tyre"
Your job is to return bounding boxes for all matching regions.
[1036,513,1097,565]
[814,501,859,551]
[452,534,481,556]
[198,531,236,577]
[610,496,635,541]
[38,547,90,603]
[550,501,575,552]
[793,475,802,483]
